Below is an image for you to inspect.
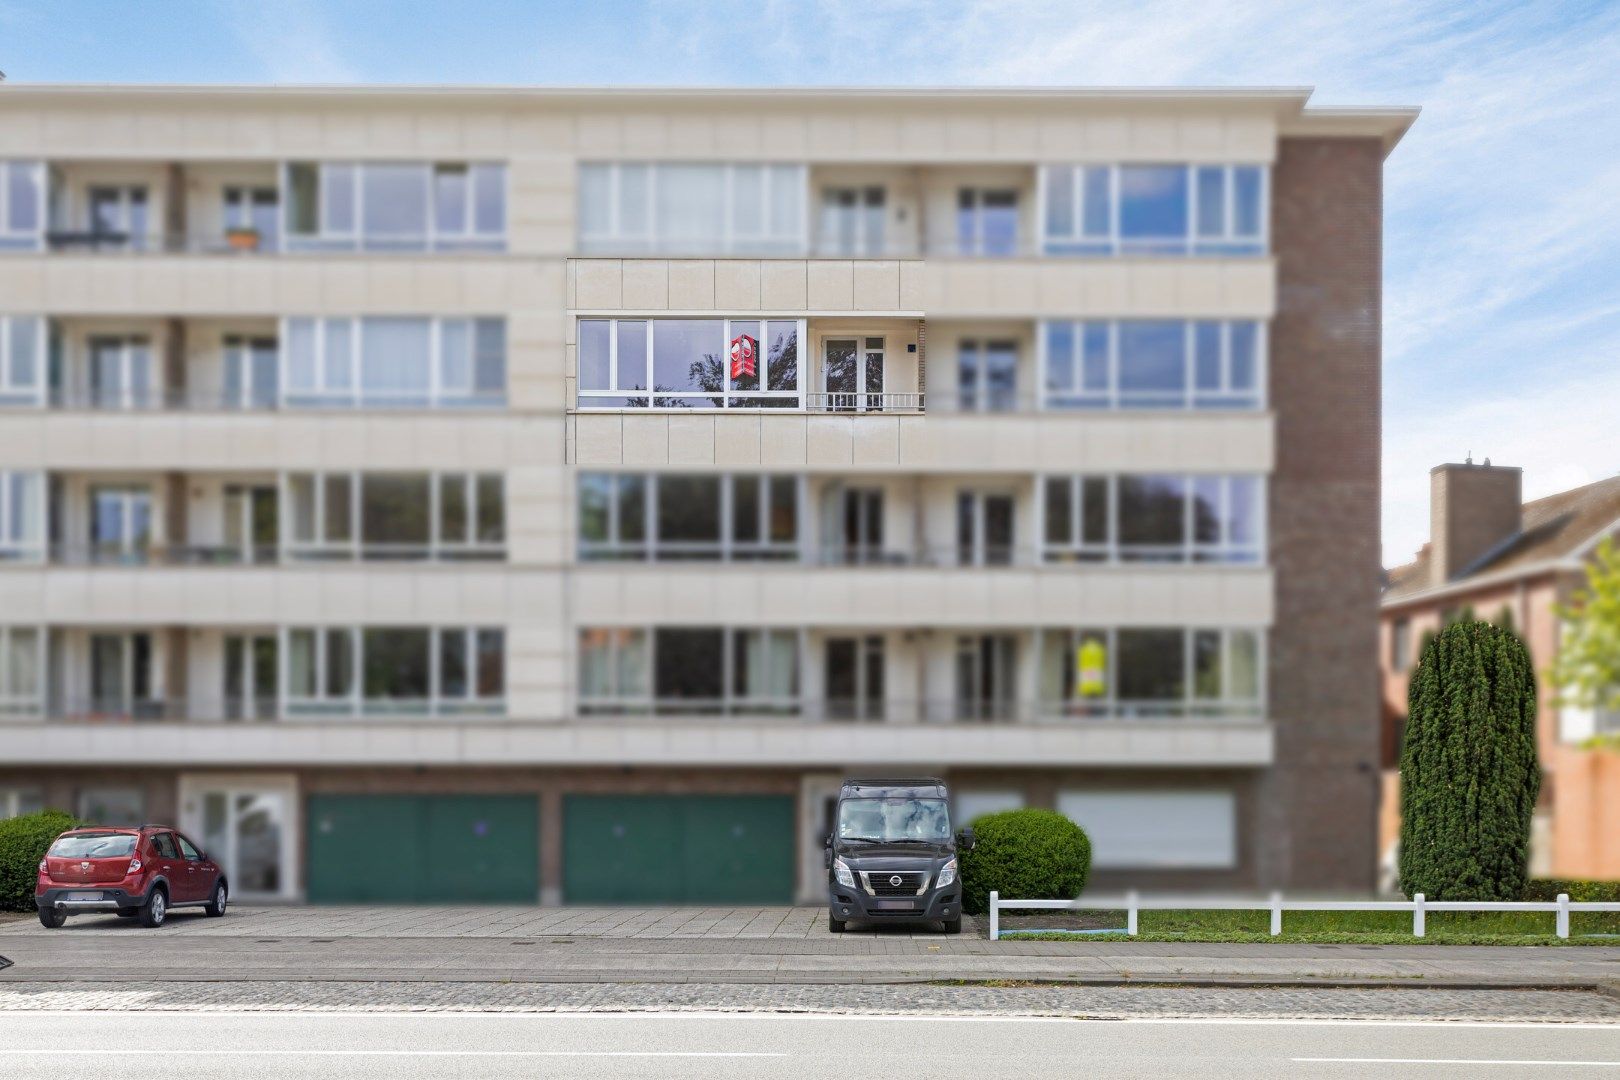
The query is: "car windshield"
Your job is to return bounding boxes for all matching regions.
[49,834,137,858]
[837,798,951,842]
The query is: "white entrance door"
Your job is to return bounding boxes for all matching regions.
[180,775,298,900]
[823,337,885,412]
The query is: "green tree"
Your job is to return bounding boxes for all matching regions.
[1399,619,1540,900]
[1550,536,1620,720]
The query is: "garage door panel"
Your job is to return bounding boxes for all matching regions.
[306,795,421,903]
[681,796,795,904]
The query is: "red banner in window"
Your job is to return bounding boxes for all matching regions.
[729,334,757,381]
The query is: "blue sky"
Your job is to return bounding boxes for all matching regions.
[4,0,1618,565]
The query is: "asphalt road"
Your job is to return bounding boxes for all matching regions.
[2,1011,1618,1079]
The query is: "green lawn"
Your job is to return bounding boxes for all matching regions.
[995,907,1620,945]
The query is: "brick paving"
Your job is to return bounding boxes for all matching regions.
[1,979,1618,1022]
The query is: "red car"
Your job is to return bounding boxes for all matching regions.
[36,825,228,928]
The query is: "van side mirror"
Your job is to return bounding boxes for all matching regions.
[823,834,834,869]
[958,827,976,852]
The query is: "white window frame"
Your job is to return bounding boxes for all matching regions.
[281,470,505,562]
[577,626,805,716]
[0,161,46,251]
[1038,163,1269,257]
[280,625,505,719]
[1037,319,1267,411]
[222,333,279,410]
[280,316,506,409]
[84,334,156,410]
[0,470,45,563]
[577,162,808,255]
[577,472,802,562]
[575,317,807,410]
[84,184,151,250]
[1037,473,1267,565]
[281,161,508,253]
[817,185,888,256]
[0,625,45,718]
[955,187,1021,256]
[1037,626,1266,720]
[955,338,1021,413]
[0,315,46,406]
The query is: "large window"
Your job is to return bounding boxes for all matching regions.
[283,162,506,252]
[284,626,504,717]
[1039,627,1263,719]
[955,189,1020,256]
[1043,474,1264,564]
[0,627,43,717]
[578,163,806,254]
[956,339,1020,412]
[0,161,44,251]
[578,627,801,715]
[0,471,44,562]
[0,316,44,406]
[1043,320,1264,410]
[1042,164,1267,256]
[286,472,504,561]
[578,473,798,561]
[283,316,505,408]
[577,318,802,409]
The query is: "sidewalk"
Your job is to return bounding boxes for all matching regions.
[3,905,1620,991]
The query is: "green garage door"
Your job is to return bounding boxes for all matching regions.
[563,795,794,903]
[306,794,538,903]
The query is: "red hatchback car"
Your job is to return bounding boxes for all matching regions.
[36,825,228,928]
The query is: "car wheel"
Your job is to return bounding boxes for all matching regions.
[37,906,66,929]
[139,888,168,928]
[942,915,962,935]
[205,881,228,918]
[828,913,846,933]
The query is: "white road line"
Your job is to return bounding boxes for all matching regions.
[1296,1059,1620,1067]
[0,1050,785,1059]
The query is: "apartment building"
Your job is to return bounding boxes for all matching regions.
[1381,463,1620,881]
[0,85,1414,903]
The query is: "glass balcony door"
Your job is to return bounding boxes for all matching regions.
[224,634,277,720]
[223,336,278,409]
[89,631,153,717]
[87,336,154,409]
[822,486,884,564]
[87,185,150,250]
[956,491,1015,566]
[825,636,884,721]
[955,634,1016,721]
[822,337,885,412]
[819,187,886,256]
[88,485,152,564]
[223,484,278,564]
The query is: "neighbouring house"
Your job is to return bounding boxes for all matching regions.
[0,84,1414,902]
[1381,461,1620,883]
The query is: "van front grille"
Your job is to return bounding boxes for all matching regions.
[864,870,927,896]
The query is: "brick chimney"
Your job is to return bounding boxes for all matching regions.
[1430,460,1522,585]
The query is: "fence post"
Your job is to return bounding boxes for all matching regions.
[989,891,999,941]
[1557,893,1570,939]
[1413,893,1425,938]
[1270,891,1283,936]
[1126,889,1139,936]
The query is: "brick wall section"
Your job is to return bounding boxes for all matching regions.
[1260,136,1386,891]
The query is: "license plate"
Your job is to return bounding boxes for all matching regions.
[874,900,915,910]
[65,891,103,902]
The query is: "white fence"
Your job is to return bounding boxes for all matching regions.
[986,890,1620,941]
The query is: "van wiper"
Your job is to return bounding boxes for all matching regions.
[841,836,887,844]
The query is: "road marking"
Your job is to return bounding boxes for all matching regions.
[0,1049,785,1059]
[1297,1059,1620,1067]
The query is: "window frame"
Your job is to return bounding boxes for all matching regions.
[280,315,507,409]
[577,162,808,255]
[577,625,805,716]
[0,316,46,406]
[280,625,505,718]
[0,625,45,717]
[1037,625,1266,720]
[1039,163,1269,256]
[0,161,46,251]
[1038,473,1267,565]
[281,470,506,562]
[1039,319,1267,411]
[575,316,807,410]
[281,161,508,253]
[577,472,802,562]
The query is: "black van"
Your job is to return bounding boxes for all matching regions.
[825,777,973,934]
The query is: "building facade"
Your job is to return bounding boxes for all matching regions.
[1381,463,1620,882]
[0,86,1413,903]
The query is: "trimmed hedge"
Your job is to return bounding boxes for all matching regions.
[1524,879,1620,903]
[1399,619,1540,901]
[958,808,1090,916]
[0,810,82,911]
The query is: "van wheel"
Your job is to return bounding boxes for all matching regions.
[139,888,168,928]
[942,916,962,935]
[205,881,228,918]
[828,914,846,933]
[38,906,65,929]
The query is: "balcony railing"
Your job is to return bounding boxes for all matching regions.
[27,696,504,722]
[34,544,506,567]
[29,387,506,412]
[576,698,1265,723]
[804,392,925,414]
[578,544,1265,568]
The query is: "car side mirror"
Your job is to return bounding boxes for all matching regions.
[958,827,976,852]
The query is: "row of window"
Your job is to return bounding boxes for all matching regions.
[577,626,1264,718]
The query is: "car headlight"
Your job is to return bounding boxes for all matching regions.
[936,858,958,890]
[833,857,856,889]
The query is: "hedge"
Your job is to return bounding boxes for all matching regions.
[0,810,83,911]
[1398,619,1540,901]
[958,808,1090,916]
[1524,879,1620,903]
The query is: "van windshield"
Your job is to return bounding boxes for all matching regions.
[838,798,951,842]
[49,834,137,858]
